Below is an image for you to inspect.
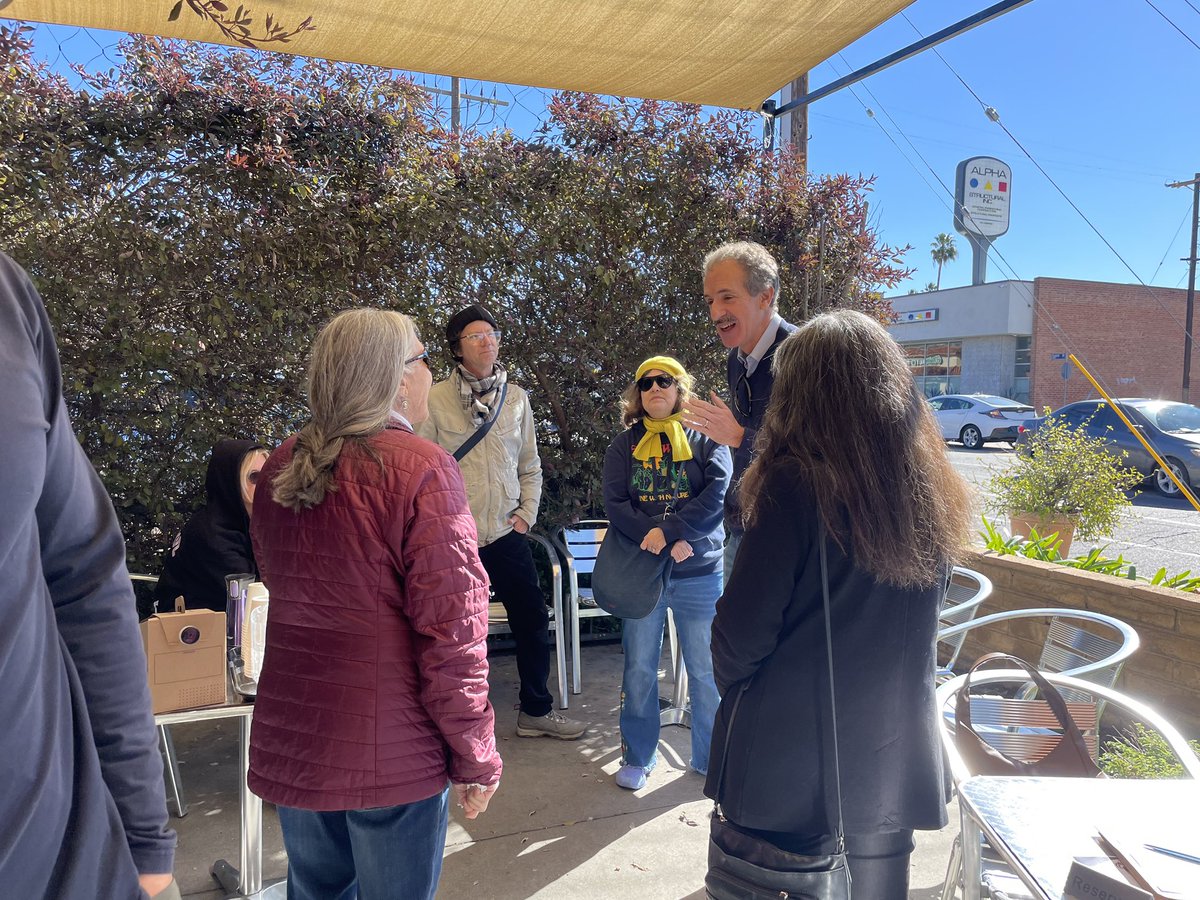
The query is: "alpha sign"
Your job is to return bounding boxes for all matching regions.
[954,156,1011,239]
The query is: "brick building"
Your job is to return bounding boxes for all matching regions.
[888,278,1197,410]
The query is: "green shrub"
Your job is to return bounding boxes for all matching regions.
[1100,722,1200,779]
[979,517,1200,594]
[986,409,1142,541]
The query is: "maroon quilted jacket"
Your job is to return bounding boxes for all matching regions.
[248,423,502,811]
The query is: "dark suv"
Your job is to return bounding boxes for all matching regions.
[1019,399,1200,496]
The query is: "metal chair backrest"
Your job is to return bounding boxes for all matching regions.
[937,566,992,670]
[956,693,1100,763]
[558,520,608,602]
[1038,618,1124,688]
[936,607,1139,688]
[553,520,617,696]
[937,668,1200,785]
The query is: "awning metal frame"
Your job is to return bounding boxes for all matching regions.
[764,0,1036,119]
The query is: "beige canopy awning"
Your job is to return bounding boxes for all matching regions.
[1,0,914,110]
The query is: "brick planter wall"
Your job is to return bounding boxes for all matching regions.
[961,550,1200,737]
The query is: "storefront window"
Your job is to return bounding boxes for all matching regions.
[901,340,962,397]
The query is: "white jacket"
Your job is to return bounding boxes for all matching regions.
[418,376,543,547]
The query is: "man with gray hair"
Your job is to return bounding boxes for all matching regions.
[681,241,796,571]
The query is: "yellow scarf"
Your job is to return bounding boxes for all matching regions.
[634,414,693,462]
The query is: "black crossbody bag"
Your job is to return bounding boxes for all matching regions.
[453,381,508,462]
[705,522,852,900]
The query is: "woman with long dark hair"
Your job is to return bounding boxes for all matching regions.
[704,309,972,899]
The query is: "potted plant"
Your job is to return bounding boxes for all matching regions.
[986,409,1142,556]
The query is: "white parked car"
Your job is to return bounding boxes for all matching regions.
[928,394,1034,450]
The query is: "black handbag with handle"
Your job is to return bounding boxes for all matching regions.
[593,437,694,620]
[954,652,1103,778]
[705,522,852,900]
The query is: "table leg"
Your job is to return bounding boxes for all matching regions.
[961,802,982,900]
[211,713,265,896]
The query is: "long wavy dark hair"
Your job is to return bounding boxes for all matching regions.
[739,310,972,588]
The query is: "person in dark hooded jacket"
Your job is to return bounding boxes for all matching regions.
[152,439,268,615]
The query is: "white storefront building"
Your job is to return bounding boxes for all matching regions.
[886,280,1035,402]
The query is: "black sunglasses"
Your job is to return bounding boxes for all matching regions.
[637,374,676,392]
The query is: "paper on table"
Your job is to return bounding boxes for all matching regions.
[1097,825,1200,900]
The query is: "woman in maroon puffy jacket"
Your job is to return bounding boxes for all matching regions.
[249,309,502,900]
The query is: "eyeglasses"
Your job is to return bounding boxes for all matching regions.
[637,374,676,392]
[733,369,752,419]
[405,350,430,368]
[460,330,502,345]
[246,469,261,485]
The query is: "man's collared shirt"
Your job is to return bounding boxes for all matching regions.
[737,312,783,377]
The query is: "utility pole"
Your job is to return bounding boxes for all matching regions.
[787,73,808,172]
[1168,173,1200,403]
[423,79,508,135]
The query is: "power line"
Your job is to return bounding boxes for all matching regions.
[1143,0,1200,52]
[1149,201,1196,283]
[821,55,1139,388]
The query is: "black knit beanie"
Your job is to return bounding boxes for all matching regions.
[445,304,499,359]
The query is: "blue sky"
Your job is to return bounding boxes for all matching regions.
[25,0,1200,298]
[802,0,1200,295]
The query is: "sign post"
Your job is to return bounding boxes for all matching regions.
[954,156,1012,285]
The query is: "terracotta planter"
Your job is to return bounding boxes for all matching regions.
[1010,512,1076,556]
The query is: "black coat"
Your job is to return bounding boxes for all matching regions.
[704,464,948,836]
[153,439,262,615]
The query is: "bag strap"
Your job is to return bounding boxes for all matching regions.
[453,380,508,462]
[955,651,1094,765]
[818,521,846,849]
[712,519,845,847]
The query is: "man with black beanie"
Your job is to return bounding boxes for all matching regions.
[418,304,584,740]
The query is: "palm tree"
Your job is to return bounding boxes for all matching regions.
[930,233,958,289]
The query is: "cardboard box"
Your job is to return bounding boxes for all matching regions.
[141,600,227,714]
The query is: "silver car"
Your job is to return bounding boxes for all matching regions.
[928,394,1035,450]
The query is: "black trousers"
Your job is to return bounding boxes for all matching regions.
[478,529,553,717]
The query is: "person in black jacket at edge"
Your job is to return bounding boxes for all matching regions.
[704,310,973,899]
[152,439,268,616]
[681,241,796,575]
[0,251,178,899]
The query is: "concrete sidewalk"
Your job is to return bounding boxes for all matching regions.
[167,643,958,898]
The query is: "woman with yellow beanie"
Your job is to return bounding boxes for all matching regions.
[602,356,731,791]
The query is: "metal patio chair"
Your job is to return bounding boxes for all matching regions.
[936,669,1200,900]
[937,566,993,672]
[935,607,1139,694]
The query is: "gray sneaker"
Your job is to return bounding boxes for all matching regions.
[516,710,586,740]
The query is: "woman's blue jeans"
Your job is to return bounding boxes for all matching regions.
[277,788,449,900]
[620,570,721,774]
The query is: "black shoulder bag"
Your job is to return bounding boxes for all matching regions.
[705,522,852,900]
[591,446,687,620]
[453,381,508,462]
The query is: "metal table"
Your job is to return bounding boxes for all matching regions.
[957,776,1200,899]
[154,700,283,898]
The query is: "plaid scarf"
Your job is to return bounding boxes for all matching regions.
[457,364,507,425]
